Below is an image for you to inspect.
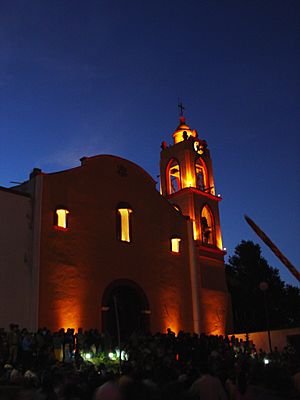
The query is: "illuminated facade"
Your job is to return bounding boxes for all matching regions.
[0,117,231,336]
[161,116,231,334]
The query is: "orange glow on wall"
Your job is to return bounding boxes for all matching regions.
[42,263,87,332]
[200,289,228,336]
[193,220,200,240]
[56,209,69,228]
[166,322,179,334]
[160,289,180,334]
[183,170,195,189]
[118,208,132,242]
[163,314,179,335]
[216,231,223,250]
[56,297,83,331]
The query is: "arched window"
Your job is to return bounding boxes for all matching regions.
[167,159,181,194]
[195,158,208,192]
[117,202,132,242]
[54,208,69,229]
[200,205,215,245]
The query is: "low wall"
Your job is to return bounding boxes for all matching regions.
[0,189,34,330]
[231,327,300,352]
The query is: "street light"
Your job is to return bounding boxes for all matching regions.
[259,281,273,354]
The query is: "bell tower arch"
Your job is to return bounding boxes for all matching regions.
[160,115,232,335]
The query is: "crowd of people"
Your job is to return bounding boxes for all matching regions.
[0,323,299,399]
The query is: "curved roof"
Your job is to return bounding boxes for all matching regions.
[46,154,156,185]
[172,116,197,144]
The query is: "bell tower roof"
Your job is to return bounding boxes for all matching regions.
[176,116,191,130]
[172,116,198,144]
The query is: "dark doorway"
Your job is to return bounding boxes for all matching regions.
[287,334,300,358]
[102,280,150,343]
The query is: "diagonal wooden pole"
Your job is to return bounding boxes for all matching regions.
[245,215,300,282]
[113,295,122,373]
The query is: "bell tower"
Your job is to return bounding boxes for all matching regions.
[160,115,231,335]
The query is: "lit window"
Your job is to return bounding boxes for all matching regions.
[118,209,132,242]
[55,209,69,229]
[117,203,133,242]
[167,159,181,194]
[171,238,181,253]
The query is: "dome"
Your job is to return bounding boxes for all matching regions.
[172,116,197,144]
[175,116,191,131]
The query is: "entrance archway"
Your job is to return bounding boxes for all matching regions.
[101,280,150,343]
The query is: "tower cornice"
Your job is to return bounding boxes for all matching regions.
[166,187,222,202]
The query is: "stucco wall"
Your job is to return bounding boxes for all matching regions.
[232,327,300,352]
[38,156,194,333]
[0,189,34,329]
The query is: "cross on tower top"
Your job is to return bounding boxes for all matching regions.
[178,101,185,117]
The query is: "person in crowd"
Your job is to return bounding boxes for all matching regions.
[189,361,228,400]
[0,324,297,399]
[7,323,19,365]
[93,381,122,400]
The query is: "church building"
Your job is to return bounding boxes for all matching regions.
[0,117,232,338]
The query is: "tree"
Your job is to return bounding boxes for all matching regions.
[226,240,300,333]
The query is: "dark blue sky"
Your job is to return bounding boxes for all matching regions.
[0,1,299,286]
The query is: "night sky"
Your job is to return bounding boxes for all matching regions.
[0,1,299,286]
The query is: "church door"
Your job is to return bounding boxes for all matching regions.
[102,281,150,343]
